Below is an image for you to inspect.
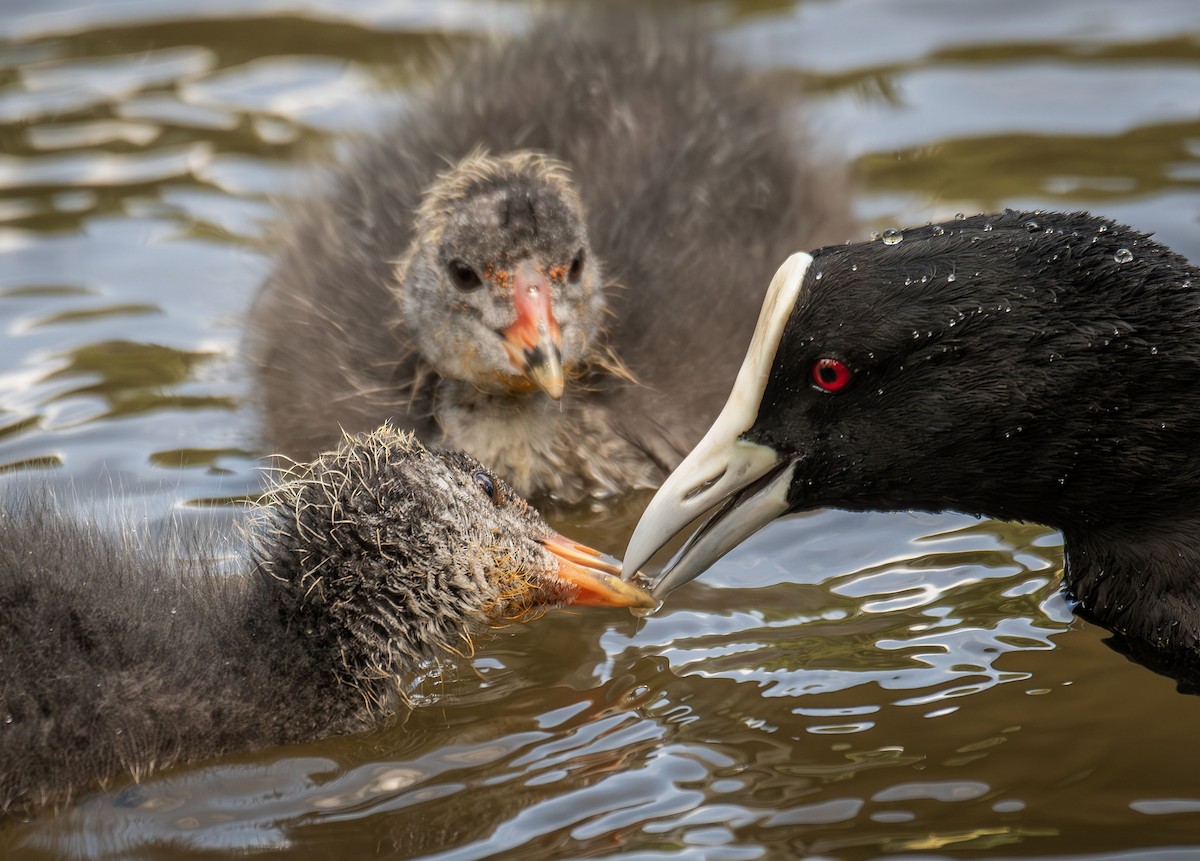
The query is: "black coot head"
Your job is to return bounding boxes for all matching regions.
[756,210,1199,527]
[625,210,1200,597]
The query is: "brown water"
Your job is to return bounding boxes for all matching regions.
[2,1,1200,858]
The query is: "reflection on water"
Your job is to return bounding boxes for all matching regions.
[625,513,1070,710]
[1,0,1200,858]
[44,340,230,420]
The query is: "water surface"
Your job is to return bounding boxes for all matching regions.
[2,0,1200,858]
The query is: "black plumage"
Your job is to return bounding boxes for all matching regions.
[775,211,1200,653]
[0,427,650,815]
[627,209,1200,672]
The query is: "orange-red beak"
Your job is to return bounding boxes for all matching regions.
[541,533,657,609]
[501,261,565,399]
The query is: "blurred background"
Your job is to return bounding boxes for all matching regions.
[1,1,1199,858]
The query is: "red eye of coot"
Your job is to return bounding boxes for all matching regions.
[811,358,852,392]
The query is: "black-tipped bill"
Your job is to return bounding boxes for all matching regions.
[503,261,565,399]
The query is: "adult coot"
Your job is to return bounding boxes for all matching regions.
[623,210,1200,667]
[0,427,652,815]
[247,12,852,504]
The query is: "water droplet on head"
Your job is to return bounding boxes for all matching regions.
[1150,346,1158,355]
[1114,248,1133,264]
[869,230,880,241]
[946,272,957,282]
[814,270,823,280]
[1098,225,1108,233]
[983,223,994,232]
[954,213,966,221]
[1023,220,1040,232]
[881,227,903,246]
[932,225,945,236]
[851,264,858,272]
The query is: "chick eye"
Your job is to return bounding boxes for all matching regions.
[811,357,852,392]
[567,249,585,283]
[448,259,482,291]
[473,470,500,504]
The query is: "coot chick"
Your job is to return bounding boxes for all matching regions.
[624,210,1200,666]
[0,427,652,815]
[247,12,852,504]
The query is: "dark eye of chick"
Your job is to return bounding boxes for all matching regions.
[473,470,501,504]
[567,249,585,283]
[448,259,483,291]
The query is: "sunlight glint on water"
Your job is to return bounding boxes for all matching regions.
[1,0,1200,858]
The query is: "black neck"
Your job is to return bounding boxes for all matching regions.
[259,567,412,721]
[243,570,384,733]
[1063,517,1200,656]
